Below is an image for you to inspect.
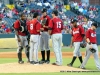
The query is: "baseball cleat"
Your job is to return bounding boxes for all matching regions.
[67,63,72,67]
[18,61,24,64]
[80,66,86,69]
[45,60,50,64]
[52,63,60,66]
[39,60,45,64]
[30,61,35,64]
[34,62,39,65]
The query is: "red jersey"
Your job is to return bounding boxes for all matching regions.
[29,19,41,35]
[14,20,26,36]
[86,29,97,43]
[41,15,51,31]
[49,17,63,34]
[72,25,85,42]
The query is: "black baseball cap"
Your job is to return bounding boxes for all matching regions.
[71,19,78,23]
[52,9,58,16]
[42,8,47,13]
[91,23,98,28]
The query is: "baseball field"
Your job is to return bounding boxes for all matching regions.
[0,47,100,75]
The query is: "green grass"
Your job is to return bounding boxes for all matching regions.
[0,72,99,75]
[0,46,100,75]
[0,46,100,52]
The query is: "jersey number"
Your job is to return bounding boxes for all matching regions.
[30,24,33,30]
[56,22,61,28]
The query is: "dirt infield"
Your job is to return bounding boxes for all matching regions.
[0,52,97,58]
[0,63,88,73]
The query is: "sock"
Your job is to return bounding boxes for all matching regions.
[41,51,45,61]
[78,56,83,63]
[47,50,50,61]
[70,56,77,65]
[18,52,22,61]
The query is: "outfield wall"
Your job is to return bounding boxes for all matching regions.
[0,34,100,48]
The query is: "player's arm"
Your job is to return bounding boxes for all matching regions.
[44,16,51,28]
[36,22,41,32]
[86,30,92,48]
[48,19,53,35]
[14,21,21,42]
[80,26,86,41]
[70,29,73,48]
[70,36,73,48]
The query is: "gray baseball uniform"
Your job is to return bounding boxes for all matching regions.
[39,15,51,64]
[80,28,100,70]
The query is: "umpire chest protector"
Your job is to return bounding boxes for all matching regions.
[19,20,27,34]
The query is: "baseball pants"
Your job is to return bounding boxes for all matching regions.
[40,32,50,51]
[73,42,82,57]
[80,43,100,70]
[15,35,28,54]
[51,33,62,65]
[29,35,40,62]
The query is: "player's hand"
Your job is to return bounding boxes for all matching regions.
[40,28,44,31]
[43,25,45,28]
[70,44,73,48]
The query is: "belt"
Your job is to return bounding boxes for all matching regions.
[91,43,96,44]
[31,34,39,35]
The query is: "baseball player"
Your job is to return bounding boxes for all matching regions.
[29,12,41,64]
[67,19,85,67]
[48,9,63,66]
[14,13,30,64]
[80,23,100,70]
[39,8,51,64]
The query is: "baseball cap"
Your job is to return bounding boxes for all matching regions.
[42,8,47,13]
[52,9,58,16]
[91,23,98,28]
[71,19,78,23]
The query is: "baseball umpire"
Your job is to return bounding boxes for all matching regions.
[80,23,100,70]
[39,8,51,64]
[67,19,85,67]
[14,13,30,64]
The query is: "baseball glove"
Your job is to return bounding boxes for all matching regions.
[89,48,96,53]
[41,18,47,26]
[80,43,86,48]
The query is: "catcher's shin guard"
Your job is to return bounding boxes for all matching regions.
[18,46,23,61]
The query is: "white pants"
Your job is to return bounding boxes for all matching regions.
[51,33,62,65]
[29,35,40,62]
[80,43,100,70]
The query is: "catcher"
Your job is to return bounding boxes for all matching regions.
[80,23,100,70]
